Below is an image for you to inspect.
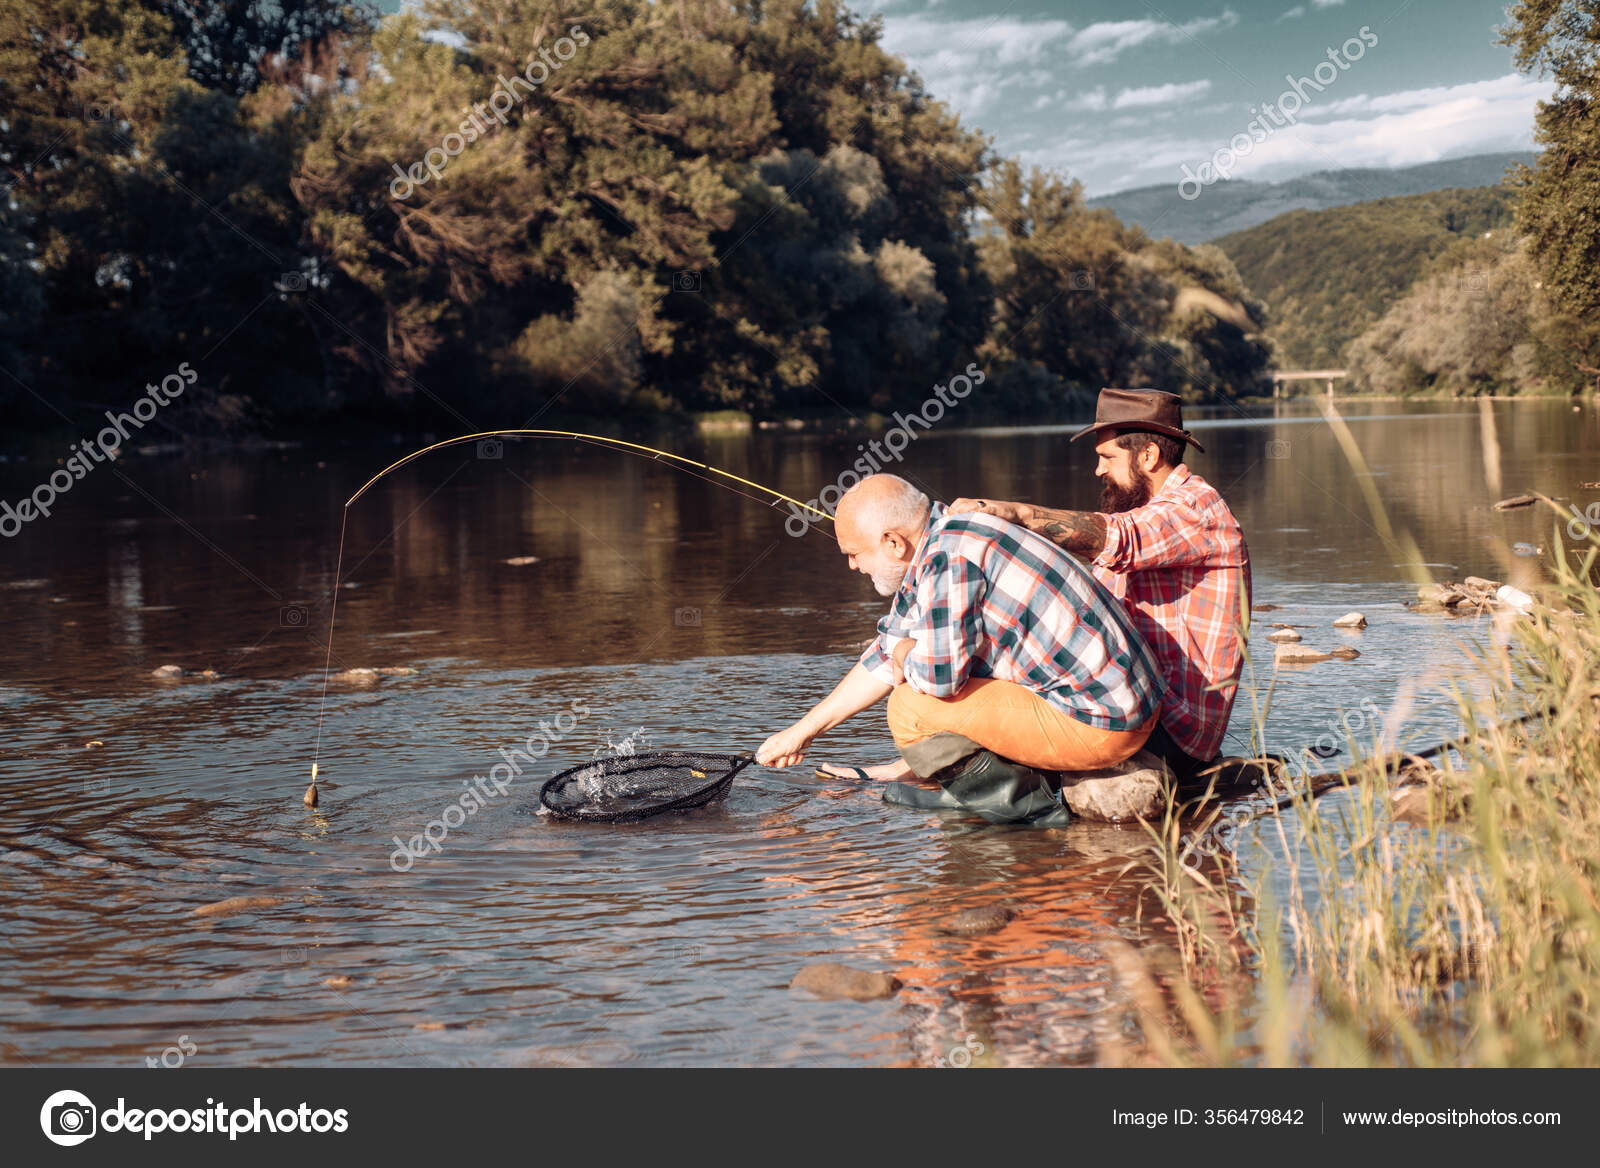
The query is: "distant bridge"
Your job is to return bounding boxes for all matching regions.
[1266,369,1349,396]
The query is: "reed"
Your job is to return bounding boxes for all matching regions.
[1122,522,1600,1067]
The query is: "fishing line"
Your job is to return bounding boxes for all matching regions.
[304,429,835,805]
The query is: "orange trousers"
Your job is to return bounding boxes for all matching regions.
[887,678,1154,772]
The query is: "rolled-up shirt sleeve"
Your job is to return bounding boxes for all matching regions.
[1094,496,1216,573]
[899,551,986,696]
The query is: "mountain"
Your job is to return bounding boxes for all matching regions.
[1088,153,1535,245]
[1211,186,1519,368]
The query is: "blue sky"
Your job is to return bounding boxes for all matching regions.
[385,1,1548,195]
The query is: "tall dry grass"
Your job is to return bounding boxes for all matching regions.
[1122,507,1600,1066]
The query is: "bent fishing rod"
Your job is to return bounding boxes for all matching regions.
[304,429,834,806]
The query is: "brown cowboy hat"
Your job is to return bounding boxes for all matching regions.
[1069,387,1204,453]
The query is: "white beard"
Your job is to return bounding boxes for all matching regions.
[871,563,908,597]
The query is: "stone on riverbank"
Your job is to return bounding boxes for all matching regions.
[1332,612,1367,628]
[789,962,901,1001]
[1059,751,1169,823]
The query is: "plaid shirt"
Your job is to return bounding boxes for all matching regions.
[859,504,1165,732]
[1091,465,1250,761]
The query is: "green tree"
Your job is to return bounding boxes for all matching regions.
[1501,0,1600,317]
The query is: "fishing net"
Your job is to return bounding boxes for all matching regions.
[539,751,756,823]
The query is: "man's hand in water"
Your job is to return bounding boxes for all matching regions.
[757,722,815,769]
[950,497,1034,526]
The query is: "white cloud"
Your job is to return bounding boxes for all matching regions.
[868,8,1240,115]
[1278,6,1306,21]
[1312,0,1346,8]
[1112,80,1213,109]
[1021,73,1550,195]
[1066,10,1241,67]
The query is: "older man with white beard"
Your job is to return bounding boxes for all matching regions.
[756,473,1165,825]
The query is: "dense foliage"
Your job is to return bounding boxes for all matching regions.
[1213,187,1518,370]
[0,0,1272,434]
[1501,0,1600,321]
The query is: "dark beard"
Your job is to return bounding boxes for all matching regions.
[1099,472,1152,514]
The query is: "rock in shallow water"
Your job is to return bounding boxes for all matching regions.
[938,905,1016,936]
[1266,628,1301,643]
[789,962,901,1001]
[192,895,285,919]
[1275,644,1333,664]
[1059,750,1169,822]
[151,665,184,680]
[1332,612,1367,628]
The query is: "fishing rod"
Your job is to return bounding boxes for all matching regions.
[304,429,835,807]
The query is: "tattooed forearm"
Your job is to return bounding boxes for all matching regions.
[1026,508,1107,555]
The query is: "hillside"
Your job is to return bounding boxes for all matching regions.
[1089,152,1533,245]
[1211,186,1519,369]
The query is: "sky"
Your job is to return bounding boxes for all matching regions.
[385,1,1550,196]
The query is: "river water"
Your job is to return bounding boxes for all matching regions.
[1,398,1593,1066]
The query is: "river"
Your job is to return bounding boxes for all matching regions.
[1,397,1593,1066]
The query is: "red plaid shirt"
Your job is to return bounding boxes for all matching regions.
[1091,465,1249,761]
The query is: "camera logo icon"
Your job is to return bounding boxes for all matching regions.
[476,438,504,460]
[40,1089,97,1146]
[672,270,702,292]
[1068,270,1094,291]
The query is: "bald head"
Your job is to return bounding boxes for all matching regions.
[836,474,930,544]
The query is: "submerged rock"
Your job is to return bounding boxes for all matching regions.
[789,962,901,1001]
[1275,644,1334,664]
[938,905,1016,936]
[1328,647,1362,660]
[329,668,380,684]
[503,556,541,566]
[192,895,285,919]
[1059,751,1169,823]
[151,665,184,680]
[1332,612,1367,628]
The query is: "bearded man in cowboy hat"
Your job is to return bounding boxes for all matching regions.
[817,388,1250,788]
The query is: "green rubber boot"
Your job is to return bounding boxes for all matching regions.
[884,750,1071,828]
[882,782,964,810]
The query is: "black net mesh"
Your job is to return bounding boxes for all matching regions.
[538,751,756,823]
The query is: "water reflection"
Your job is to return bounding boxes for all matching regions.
[0,399,1593,1065]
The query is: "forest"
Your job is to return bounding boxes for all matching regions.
[0,0,1273,437]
